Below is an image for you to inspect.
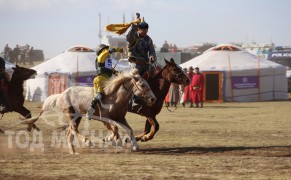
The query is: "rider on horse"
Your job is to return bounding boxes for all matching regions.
[126,15,157,108]
[0,57,11,112]
[126,15,157,77]
[86,44,123,120]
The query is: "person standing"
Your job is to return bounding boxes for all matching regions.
[13,45,20,65]
[8,48,13,62]
[180,68,188,107]
[4,44,9,60]
[191,67,204,108]
[24,47,30,65]
[126,15,156,77]
[168,83,179,107]
[28,47,34,65]
[183,66,195,107]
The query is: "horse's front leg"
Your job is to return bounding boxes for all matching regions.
[119,118,139,151]
[141,116,159,142]
[103,122,121,146]
[17,106,40,131]
[135,119,151,141]
[73,117,92,147]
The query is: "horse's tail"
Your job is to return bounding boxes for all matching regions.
[41,94,60,112]
[22,94,61,125]
[21,111,43,124]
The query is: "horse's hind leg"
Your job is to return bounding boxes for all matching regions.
[64,106,82,154]
[135,119,151,141]
[17,106,40,131]
[66,126,76,154]
[141,116,159,142]
[103,122,121,146]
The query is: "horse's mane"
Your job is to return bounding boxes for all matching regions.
[103,69,140,96]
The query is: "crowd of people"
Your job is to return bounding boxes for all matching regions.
[160,40,179,53]
[3,44,34,65]
[165,66,204,108]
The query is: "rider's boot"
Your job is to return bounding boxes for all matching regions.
[85,106,95,120]
[86,93,102,120]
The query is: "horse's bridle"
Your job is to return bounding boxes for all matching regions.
[166,66,188,84]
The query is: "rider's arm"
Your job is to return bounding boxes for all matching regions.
[126,24,138,45]
[148,38,156,60]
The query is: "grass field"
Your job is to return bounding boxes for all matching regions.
[0,99,291,179]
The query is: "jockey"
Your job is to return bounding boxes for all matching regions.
[0,57,11,112]
[86,44,123,120]
[126,16,156,77]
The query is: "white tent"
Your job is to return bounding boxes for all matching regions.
[25,46,130,102]
[180,44,288,102]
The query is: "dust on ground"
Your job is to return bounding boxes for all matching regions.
[0,100,291,179]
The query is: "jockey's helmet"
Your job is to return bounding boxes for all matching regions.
[96,44,109,56]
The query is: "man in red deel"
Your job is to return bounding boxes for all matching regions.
[183,66,195,107]
[191,67,204,108]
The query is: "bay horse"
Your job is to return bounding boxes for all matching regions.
[128,58,190,142]
[0,65,37,131]
[26,69,156,154]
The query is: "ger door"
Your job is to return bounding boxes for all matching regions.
[48,73,68,96]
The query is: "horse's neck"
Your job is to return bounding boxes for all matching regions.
[9,76,24,95]
[115,80,134,105]
[152,71,171,100]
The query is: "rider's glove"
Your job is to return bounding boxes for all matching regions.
[149,56,156,63]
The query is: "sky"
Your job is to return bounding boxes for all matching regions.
[1,0,291,59]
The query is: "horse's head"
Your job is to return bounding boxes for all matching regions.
[129,69,156,106]
[12,65,37,80]
[162,58,190,86]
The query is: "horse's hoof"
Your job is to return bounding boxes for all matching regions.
[132,145,139,151]
[135,136,142,142]
[104,136,113,142]
[116,139,122,147]
[141,136,147,142]
[85,140,93,147]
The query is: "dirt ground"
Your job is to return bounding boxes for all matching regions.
[0,98,291,179]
